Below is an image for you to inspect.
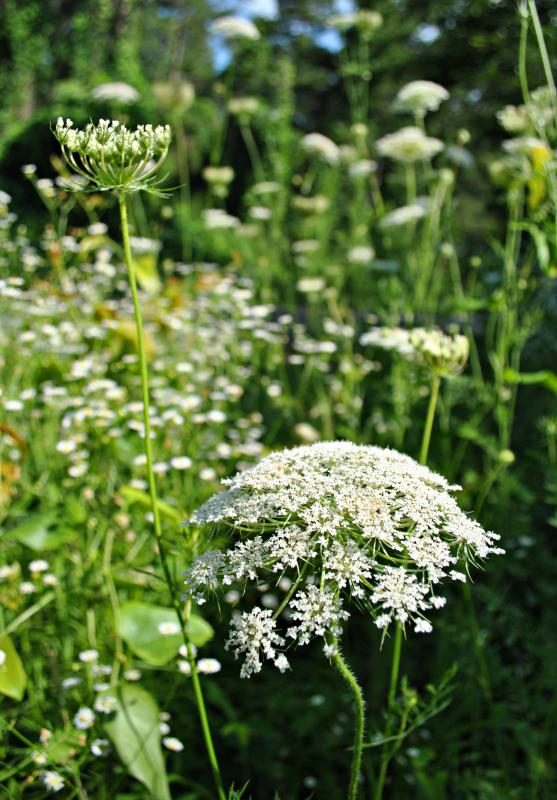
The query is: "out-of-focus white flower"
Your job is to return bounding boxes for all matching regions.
[296,277,326,294]
[91,738,110,756]
[376,126,444,162]
[395,80,449,116]
[347,245,375,264]
[41,771,65,793]
[163,736,184,752]
[381,204,427,227]
[228,97,260,116]
[210,16,260,40]
[348,159,377,178]
[158,621,180,636]
[171,456,193,470]
[73,707,95,729]
[202,209,240,229]
[29,559,49,573]
[92,82,140,104]
[197,658,222,674]
[0,649,6,667]
[203,166,234,185]
[78,649,99,663]
[300,133,340,165]
[294,422,320,443]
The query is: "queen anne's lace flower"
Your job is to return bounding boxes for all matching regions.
[395,81,449,116]
[360,326,469,376]
[185,442,502,677]
[53,118,172,194]
[376,126,444,162]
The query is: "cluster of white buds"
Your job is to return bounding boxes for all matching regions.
[53,118,172,194]
[376,126,444,162]
[360,326,469,376]
[184,442,502,678]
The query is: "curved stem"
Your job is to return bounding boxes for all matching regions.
[374,623,403,800]
[332,639,365,800]
[419,373,441,466]
[118,194,226,800]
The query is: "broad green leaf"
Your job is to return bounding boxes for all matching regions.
[120,486,183,525]
[105,685,171,800]
[119,601,213,666]
[0,634,27,701]
[1,512,72,551]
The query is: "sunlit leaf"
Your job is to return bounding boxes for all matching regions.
[119,601,213,666]
[105,684,171,800]
[0,634,27,701]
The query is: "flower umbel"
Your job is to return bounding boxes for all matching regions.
[184,442,502,677]
[53,118,172,194]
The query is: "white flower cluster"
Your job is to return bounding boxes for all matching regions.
[376,126,444,162]
[395,81,449,116]
[53,118,172,193]
[185,442,502,677]
[360,327,469,375]
[300,133,340,165]
[210,16,260,41]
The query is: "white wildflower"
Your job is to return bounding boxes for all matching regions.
[78,649,99,663]
[158,621,180,636]
[92,82,140,103]
[163,736,184,752]
[381,204,427,228]
[210,16,260,40]
[93,694,118,714]
[300,133,340,165]
[395,81,449,116]
[73,707,95,729]
[225,608,287,678]
[91,738,109,756]
[376,126,444,162]
[41,771,65,793]
[186,442,502,671]
[197,658,222,674]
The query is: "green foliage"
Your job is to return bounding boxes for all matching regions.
[105,684,171,800]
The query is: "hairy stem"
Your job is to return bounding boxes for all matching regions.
[332,639,366,800]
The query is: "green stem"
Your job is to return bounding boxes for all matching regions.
[332,640,365,800]
[419,373,441,466]
[374,623,403,800]
[118,194,226,800]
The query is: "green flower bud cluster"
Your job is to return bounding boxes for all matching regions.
[53,118,172,194]
[360,326,469,376]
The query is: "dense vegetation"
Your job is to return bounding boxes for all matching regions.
[1,2,556,798]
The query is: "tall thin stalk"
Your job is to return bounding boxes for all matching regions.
[419,373,441,466]
[373,623,403,800]
[118,194,226,800]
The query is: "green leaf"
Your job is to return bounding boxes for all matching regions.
[46,728,84,763]
[105,685,171,800]
[119,601,213,666]
[1,512,73,551]
[513,222,550,272]
[120,487,183,525]
[0,634,27,701]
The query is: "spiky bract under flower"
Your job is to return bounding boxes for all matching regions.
[53,118,172,195]
[185,442,502,677]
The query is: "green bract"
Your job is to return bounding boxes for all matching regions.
[53,118,172,195]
